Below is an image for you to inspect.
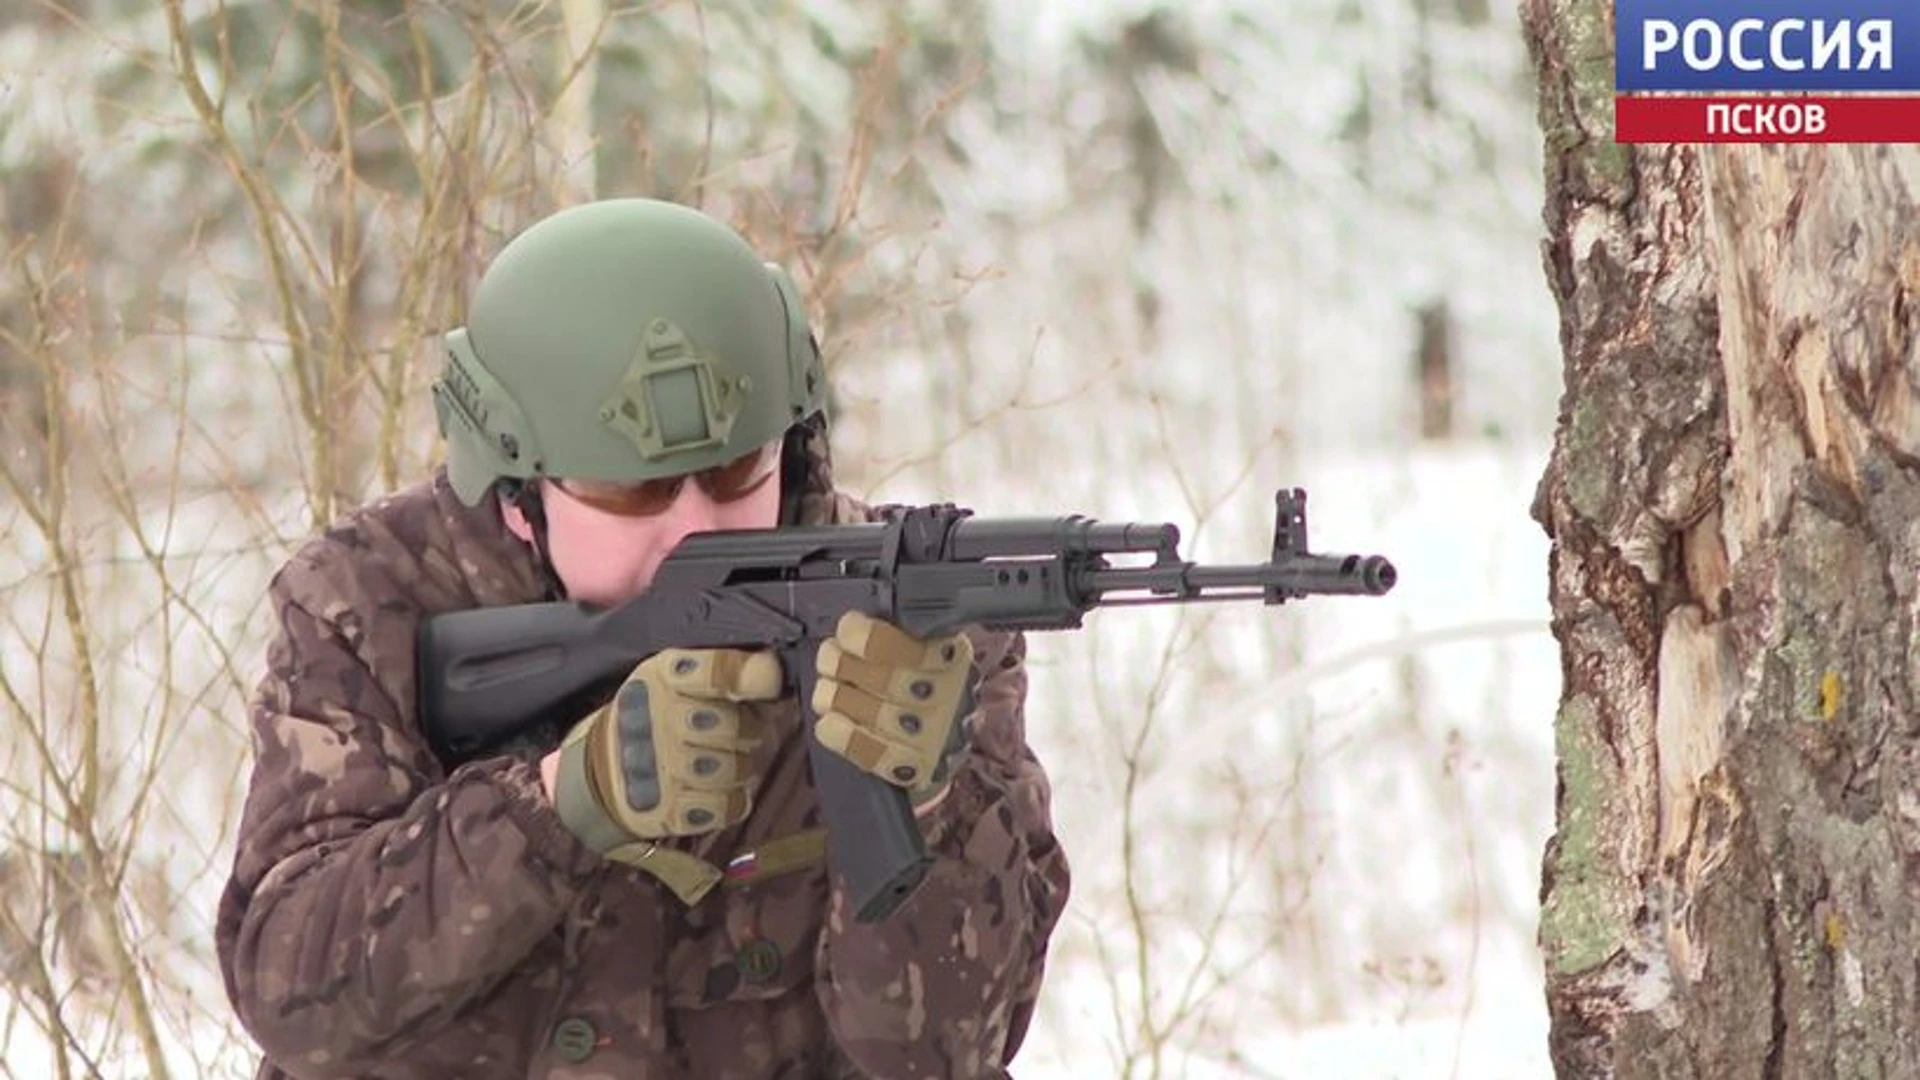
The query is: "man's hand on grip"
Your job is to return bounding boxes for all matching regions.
[551,647,783,856]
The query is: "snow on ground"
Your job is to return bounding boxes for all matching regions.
[1006,442,1558,1079]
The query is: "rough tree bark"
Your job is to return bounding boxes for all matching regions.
[1524,1,1920,1076]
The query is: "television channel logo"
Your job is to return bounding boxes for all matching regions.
[1615,0,1920,143]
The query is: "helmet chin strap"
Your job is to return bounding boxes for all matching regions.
[777,425,809,526]
[777,411,828,527]
[501,479,569,602]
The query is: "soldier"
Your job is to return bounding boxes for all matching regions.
[215,198,1072,1078]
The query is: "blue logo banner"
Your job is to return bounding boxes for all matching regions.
[1616,0,1920,91]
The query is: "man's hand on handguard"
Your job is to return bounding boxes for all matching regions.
[810,611,976,810]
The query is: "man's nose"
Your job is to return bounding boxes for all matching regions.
[659,478,721,538]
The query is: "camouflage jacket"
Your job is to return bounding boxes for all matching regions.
[216,449,1071,1079]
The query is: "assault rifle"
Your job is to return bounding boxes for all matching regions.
[418,488,1396,923]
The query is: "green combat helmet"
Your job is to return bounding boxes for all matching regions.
[432,198,828,508]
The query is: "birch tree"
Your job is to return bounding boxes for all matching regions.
[1527,0,1920,1074]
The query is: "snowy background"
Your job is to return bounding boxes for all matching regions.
[0,0,1562,1076]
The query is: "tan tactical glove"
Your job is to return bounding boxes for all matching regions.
[552,647,783,903]
[810,611,976,804]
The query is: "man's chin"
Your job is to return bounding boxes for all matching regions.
[570,582,645,608]
[570,562,662,607]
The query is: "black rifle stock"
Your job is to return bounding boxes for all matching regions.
[418,487,1396,923]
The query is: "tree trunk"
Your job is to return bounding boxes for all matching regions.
[1525,1,1920,1076]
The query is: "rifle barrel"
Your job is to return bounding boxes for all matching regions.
[1079,554,1396,599]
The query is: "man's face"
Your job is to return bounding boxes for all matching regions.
[501,440,784,606]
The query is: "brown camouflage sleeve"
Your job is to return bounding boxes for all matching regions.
[215,580,604,1076]
[813,629,1072,1079]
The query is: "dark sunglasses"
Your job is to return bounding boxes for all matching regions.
[552,442,780,517]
